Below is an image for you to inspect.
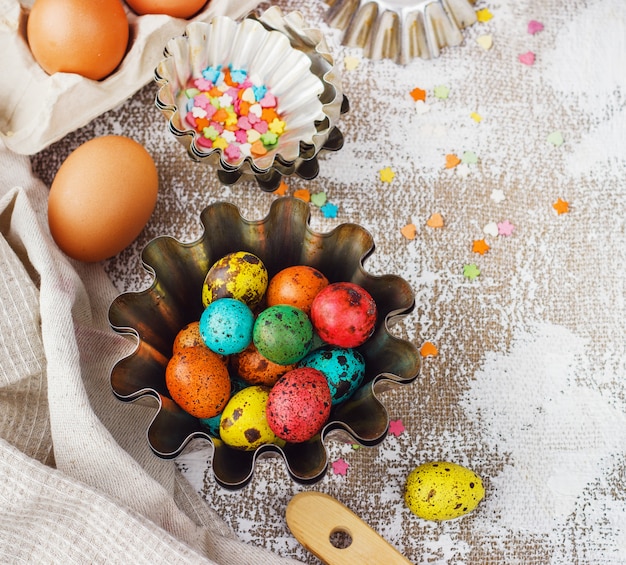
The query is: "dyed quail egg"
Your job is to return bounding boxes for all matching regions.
[172,321,204,354]
[202,251,268,309]
[199,298,253,355]
[298,346,365,405]
[266,265,329,316]
[310,282,377,348]
[253,305,313,365]
[165,345,230,419]
[219,386,281,450]
[231,343,297,387]
[266,368,331,443]
[405,461,485,521]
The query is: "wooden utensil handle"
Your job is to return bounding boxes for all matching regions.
[286,491,413,565]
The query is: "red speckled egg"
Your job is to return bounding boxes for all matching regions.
[310,282,377,348]
[266,367,331,443]
[266,265,329,315]
[231,343,297,387]
[165,346,230,418]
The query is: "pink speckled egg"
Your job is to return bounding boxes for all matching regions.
[266,367,331,443]
[310,282,377,348]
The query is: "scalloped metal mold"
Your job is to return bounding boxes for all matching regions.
[325,0,477,63]
[108,198,420,489]
[155,7,346,192]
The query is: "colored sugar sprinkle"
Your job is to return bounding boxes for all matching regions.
[483,222,499,237]
[426,213,444,228]
[293,188,310,202]
[332,458,349,476]
[518,51,536,65]
[182,65,286,163]
[310,192,327,207]
[470,112,483,123]
[388,419,405,437]
[528,20,544,35]
[462,150,478,164]
[401,223,417,240]
[472,239,490,255]
[410,87,426,102]
[476,35,493,50]
[490,189,506,203]
[420,341,439,357]
[379,167,395,183]
[433,85,450,99]
[476,8,493,22]
[344,56,360,70]
[547,131,564,146]
[445,154,461,168]
[320,202,338,218]
[497,220,515,236]
[463,263,481,280]
[553,198,569,215]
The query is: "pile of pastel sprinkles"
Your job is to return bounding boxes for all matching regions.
[182,65,286,164]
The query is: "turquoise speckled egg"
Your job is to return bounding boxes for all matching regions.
[298,346,365,405]
[252,304,313,365]
[199,298,253,355]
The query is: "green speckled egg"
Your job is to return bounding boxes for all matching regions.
[404,461,485,521]
[252,304,313,365]
[219,386,282,450]
[202,251,268,308]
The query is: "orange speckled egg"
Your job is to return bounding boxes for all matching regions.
[172,321,204,354]
[266,265,329,316]
[47,135,158,262]
[124,0,208,18]
[231,343,297,387]
[165,346,230,419]
[27,0,129,80]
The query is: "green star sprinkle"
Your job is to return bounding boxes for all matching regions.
[463,263,481,280]
[547,131,564,146]
[434,85,450,99]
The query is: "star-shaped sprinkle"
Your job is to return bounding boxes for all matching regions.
[433,85,450,99]
[379,167,396,183]
[476,8,493,22]
[420,341,439,357]
[294,188,310,202]
[344,55,360,70]
[463,264,481,280]
[351,444,361,450]
[462,150,478,164]
[321,202,338,218]
[483,222,499,237]
[410,87,426,102]
[388,419,405,437]
[445,154,461,168]
[547,131,564,146]
[426,213,444,228]
[528,20,544,34]
[490,189,505,203]
[518,51,536,65]
[472,239,490,255]
[332,458,349,476]
[274,180,288,196]
[552,198,569,215]
[310,192,327,207]
[401,223,417,240]
[476,35,493,50]
[497,220,515,236]
[470,112,482,123]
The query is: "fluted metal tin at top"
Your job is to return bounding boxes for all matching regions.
[155,7,346,192]
[108,198,420,489]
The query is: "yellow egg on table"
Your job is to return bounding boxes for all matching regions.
[404,461,485,521]
[202,251,268,309]
[47,135,158,262]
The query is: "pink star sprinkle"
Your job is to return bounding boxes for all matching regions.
[528,20,544,35]
[518,51,536,66]
[497,220,515,236]
[332,458,349,476]
[388,419,405,437]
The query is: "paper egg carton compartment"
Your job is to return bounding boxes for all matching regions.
[0,0,262,155]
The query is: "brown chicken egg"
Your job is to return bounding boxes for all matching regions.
[47,135,158,262]
[124,0,208,18]
[27,0,129,80]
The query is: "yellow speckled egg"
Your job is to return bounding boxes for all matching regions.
[202,251,268,309]
[404,461,485,521]
[219,386,282,450]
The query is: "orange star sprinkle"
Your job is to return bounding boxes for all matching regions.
[410,87,426,102]
[552,198,569,215]
[445,154,461,168]
[426,213,444,228]
[294,188,311,202]
[400,223,417,240]
[472,239,490,254]
[420,342,439,357]
[274,180,288,196]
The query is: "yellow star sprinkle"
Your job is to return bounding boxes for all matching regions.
[476,8,493,22]
[379,167,395,183]
[269,118,286,135]
[470,112,482,123]
[212,137,228,150]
